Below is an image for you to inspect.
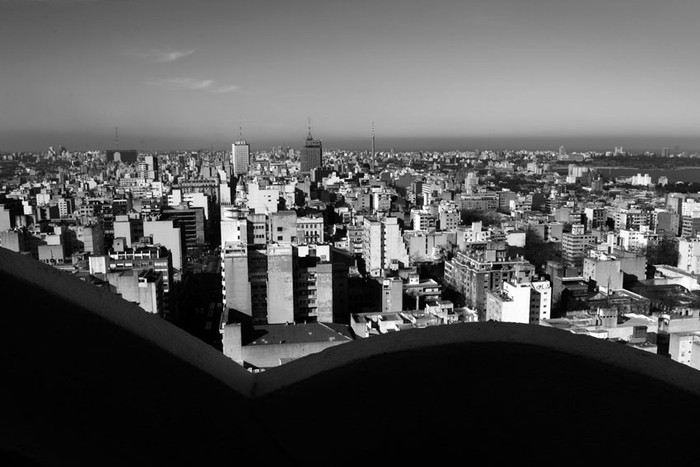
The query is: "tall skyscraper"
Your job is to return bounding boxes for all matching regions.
[299,121,322,174]
[232,140,250,176]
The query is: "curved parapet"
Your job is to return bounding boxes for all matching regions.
[0,248,272,466]
[2,247,700,465]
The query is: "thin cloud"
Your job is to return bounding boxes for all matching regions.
[211,85,240,94]
[138,49,196,63]
[147,77,240,93]
[148,78,213,91]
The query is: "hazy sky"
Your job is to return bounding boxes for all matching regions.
[1,0,699,152]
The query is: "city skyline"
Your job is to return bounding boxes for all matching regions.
[1,0,700,153]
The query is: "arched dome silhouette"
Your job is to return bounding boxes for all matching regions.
[1,247,699,465]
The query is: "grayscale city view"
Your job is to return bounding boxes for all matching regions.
[2,0,700,465]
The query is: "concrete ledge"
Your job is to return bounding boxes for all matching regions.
[4,246,700,464]
[0,247,254,397]
[256,320,700,397]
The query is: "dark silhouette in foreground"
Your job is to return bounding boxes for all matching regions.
[1,247,699,466]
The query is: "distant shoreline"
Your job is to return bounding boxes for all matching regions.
[552,165,700,171]
[589,166,700,170]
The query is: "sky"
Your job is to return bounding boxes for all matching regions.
[1,0,699,153]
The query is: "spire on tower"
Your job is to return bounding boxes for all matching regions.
[371,122,376,172]
[307,117,313,140]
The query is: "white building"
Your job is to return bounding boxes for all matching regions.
[455,221,491,251]
[247,181,278,214]
[529,280,552,323]
[297,216,325,245]
[670,332,700,366]
[486,281,531,324]
[678,237,700,274]
[220,206,248,247]
[630,173,652,186]
[410,209,436,232]
[616,226,658,252]
[143,220,183,273]
[168,189,210,219]
[363,216,410,277]
[486,279,551,324]
[438,203,460,231]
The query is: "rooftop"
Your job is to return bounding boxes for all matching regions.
[245,322,354,346]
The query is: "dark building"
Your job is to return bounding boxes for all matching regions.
[160,205,206,249]
[299,129,322,174]
[112,196,132,217]
[99,201,115,247]
[105,149,138,164]
[0,195,25,230]
[310,166,334,183]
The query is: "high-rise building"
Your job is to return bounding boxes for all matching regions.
[113,215,143,248]
[220,206,248,247]
[89,243,174,316]
[138,155,159,181]
[168,189,211,220]
[584,207,607,230]
[0,229,30,253]
[69,223,105,255]
[444,244,535,318]
[463,172,479,193]
[232,140,250,176]
[362,216,410,277]
[143,219,183,273]
[105,269,164,315]
[222,242,347,325]
[299,126,322,174]
[294,247,348,324]
[106,150,138,164]
[221,241,253,318]
[561,224,596,270]
[160,205,206,249]
[529,280,552,323]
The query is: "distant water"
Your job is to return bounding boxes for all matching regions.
[553,167,700,184]
[595,167,700,184]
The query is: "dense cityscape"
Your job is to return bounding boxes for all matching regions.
[5,0,700,463]
[3,134,700,370]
